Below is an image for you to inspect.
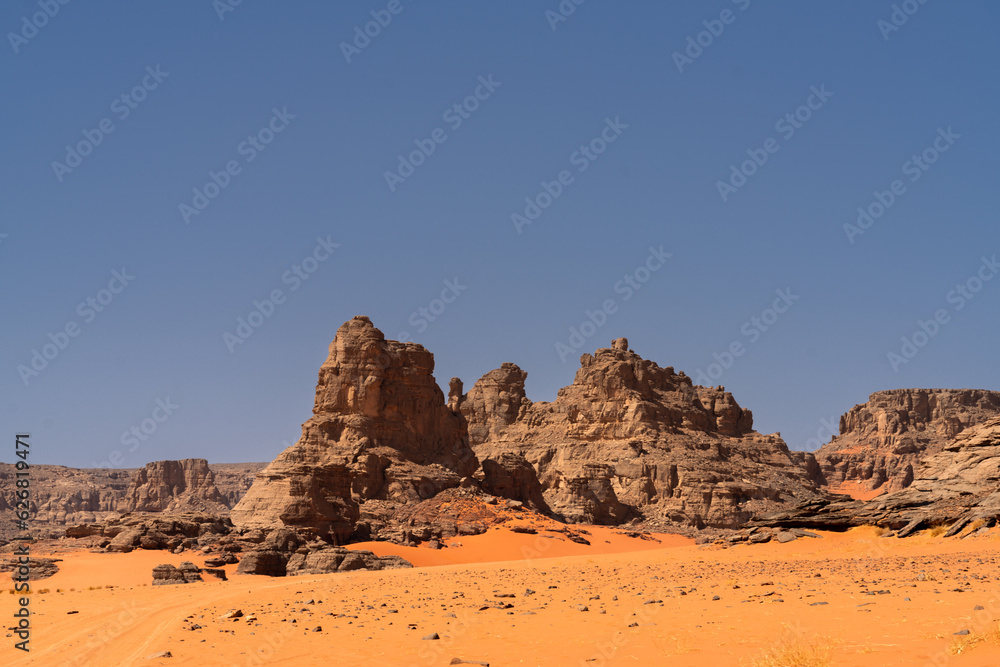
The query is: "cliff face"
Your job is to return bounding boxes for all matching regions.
[461,338,825,529]
[814,389,1000,496]
[122,459,230,513]
[0,461,264,540]
[230,316,478,543]
[754,417,1000,535]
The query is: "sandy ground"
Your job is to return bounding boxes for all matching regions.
[5,525,1000,666]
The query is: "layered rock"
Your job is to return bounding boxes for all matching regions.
[122,459,230,513]
[206,463,268,508]
[754,417,1000,536]
[814,389,1000,497]
[0,465,133,538]
[0,461,264,541]
[152,561,203,585]
[230,316,478,543]
[463,337,826,528]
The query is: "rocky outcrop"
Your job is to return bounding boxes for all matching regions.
[479,453,549,511]
[754,417,1000,536]
[235,529,411,576]
[122,459,229,513]
[230,316,479,543]
[0,461,264,541]
[1,557,61,581]
[0,465,133,538]
[152,561,203,585]
[69,512,232,553]
[463,337,826,528]
[200,463,266,509]
[814,389,1000,496]
[460,363,531,445]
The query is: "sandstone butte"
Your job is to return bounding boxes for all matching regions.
[229,315,832,543]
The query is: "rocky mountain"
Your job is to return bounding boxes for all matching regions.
[814,389,1000,497]
[462,337,827,529]
[230,316,479,544]
[753,416,1000,536]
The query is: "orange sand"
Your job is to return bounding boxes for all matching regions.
[829,481,888,501]
[5,526,1000,666]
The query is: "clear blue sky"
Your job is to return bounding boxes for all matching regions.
[2,1,998,467]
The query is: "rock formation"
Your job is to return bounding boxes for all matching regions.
[0,461,265,540]
[463,337,826,529]
[0,465,133,538]
[152,562,204,585]
[122,459,230,513]
[1,557,61,581]
[235,528,411,576]
[814,389,1000,496]
[230,316,479,543]
[68,512,233,553]
[753,417,1000,536]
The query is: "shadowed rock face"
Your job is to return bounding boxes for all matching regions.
[753,417,1000,535]
[463,337,826,528]
[814,389,1000,496]
[230,316,478,543]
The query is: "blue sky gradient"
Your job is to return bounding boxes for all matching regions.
[2,1,998,466]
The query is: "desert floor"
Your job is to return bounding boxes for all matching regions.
[5,522,1000,667]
